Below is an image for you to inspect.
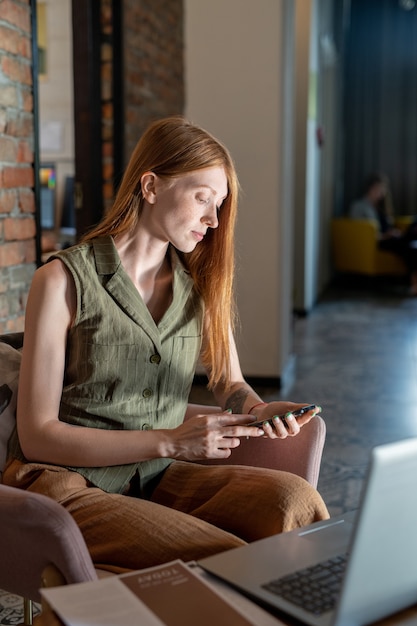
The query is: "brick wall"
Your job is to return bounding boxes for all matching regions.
[0,0,36,333]
[101,0,115,213]
[0,0,184,333]
[123,0,184,161]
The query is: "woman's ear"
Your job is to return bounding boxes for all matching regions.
[141,172,157,204]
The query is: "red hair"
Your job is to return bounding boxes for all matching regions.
[82,116,239,388]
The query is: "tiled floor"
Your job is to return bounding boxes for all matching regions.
[190,278,417,516]
[290,280,417,515]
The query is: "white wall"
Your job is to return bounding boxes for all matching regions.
[185,0,295,380]
[293,0,338,313]
[293,0,320,313]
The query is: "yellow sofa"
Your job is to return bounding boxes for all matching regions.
[331,217,412,276]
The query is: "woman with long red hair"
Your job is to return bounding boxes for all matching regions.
[3,116,328,572]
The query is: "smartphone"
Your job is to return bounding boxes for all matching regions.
[250,404,318,431]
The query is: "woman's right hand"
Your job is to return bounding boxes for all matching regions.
[160,412,264,461]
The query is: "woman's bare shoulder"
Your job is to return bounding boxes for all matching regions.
[28,259,76,326]
[31,258,73,291]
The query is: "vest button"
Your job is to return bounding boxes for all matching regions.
[142,423,152,430]
[142,388,153,398]
[150,354,161,364]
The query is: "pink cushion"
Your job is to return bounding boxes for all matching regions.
[0,485,97,602]
[199,416,326,488]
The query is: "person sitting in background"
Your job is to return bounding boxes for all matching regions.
[349,172,417,295]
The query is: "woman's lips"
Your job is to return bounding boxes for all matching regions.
[192,231,204,242]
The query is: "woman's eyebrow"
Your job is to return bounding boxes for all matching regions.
[198,184,227,200]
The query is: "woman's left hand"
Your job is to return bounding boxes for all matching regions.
[247,402,322,439]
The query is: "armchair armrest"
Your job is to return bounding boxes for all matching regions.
[186,406,325,488]
[0,331,24,350]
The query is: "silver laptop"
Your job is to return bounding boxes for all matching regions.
[199,437,417,626]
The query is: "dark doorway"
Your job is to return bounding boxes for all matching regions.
[71,0,124,238]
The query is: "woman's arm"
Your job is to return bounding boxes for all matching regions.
[208,326,321,438]
[17,262,262,466]
[16,260,178,467]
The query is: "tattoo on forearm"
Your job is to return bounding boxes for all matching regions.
[225,388,250,414]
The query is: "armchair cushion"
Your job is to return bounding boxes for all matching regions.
[0,341,21,475]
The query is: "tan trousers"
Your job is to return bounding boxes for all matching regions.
[3,458,329,573]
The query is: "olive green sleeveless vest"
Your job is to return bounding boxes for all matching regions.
[8,236,203,494]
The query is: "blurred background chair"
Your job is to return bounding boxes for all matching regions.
[331,217,409,277]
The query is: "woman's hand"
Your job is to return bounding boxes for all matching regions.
[161,412,264,461]
[247,402,322,439]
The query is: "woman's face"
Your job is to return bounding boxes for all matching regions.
[142,166,228,253]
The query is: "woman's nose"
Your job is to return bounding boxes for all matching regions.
[202,203,219,229]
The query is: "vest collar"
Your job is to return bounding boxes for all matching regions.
[91,236,196,339]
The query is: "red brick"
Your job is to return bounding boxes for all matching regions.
[4,315,25,333]
[0,189,17,213]
[17,140,33,163]
[0,0,31,34]
[0,84,18,107]
[101,61,112,82]
[24,238,36,263]
[4,216,36,240]
[102,102,113,119]
[0,136,17,162]
[0,24,25,56]
[102,162,113,180]
[102,141,113,158]
[0,276,8,295]
[0,241,25,266]
[17,33,31,59]
[0,110,7,133]
[0,239,36,267]
[6,112,33,138]
[0,294,10,318]
[103,181,114,201]
[102,122,113,141]
[18,189,35,213]
[1,55,32,85]
[101,42,112,62]
[2,166,34,188]
[22,88,33,112]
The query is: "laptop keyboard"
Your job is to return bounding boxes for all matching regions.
[261,554,348,616]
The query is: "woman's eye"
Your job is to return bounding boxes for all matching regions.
[197,196,209,204]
